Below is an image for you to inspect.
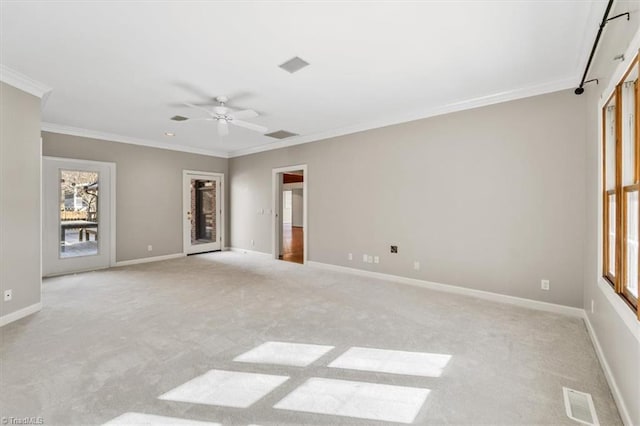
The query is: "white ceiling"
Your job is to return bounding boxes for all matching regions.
[1,1,605,158]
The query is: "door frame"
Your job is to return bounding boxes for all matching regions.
[182,170,225,255]
[42,156,117,275]
[272,164,308,264]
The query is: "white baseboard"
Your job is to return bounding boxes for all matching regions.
[583,312,633,426]
[0,302,42,327]
[114,253,185,267]
[228,247,272,258]
[307,261,584,318]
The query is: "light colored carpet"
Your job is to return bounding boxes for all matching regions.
[0,252,621,425]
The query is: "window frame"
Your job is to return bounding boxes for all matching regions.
[601,52,640,319]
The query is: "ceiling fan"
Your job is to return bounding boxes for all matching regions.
[180,96,267,137]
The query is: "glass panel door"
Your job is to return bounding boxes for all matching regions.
[183,172,222,254]
[43,158,113,276]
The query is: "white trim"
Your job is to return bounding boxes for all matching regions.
[0,303,43,327]
[228,77,577,158]
[110,163,117,267]
[182,170,225,255]
[42,77,577,160]
[42,156,117,270]
[0,64,52,99]
[42,122,229,159]
[593,26,640,336]
[307,261,584,318]
[597,278,640,340]
[228,247,272,257]
[598,29,640,107]
[39,138,43,313]
[272,164,308,264]
[114,253,185,267]
[583,312,633,426]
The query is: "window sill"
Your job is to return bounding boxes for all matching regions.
[596,277,640,341]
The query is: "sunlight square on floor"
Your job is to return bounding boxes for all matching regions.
[233,341,335,367]
[103,412,221,425]
[328,346,452,377]
[273,377,430,424]
[158,370,289,408]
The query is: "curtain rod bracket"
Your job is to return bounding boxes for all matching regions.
[606,12,630,23]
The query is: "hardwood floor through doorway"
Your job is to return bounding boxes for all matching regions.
[281,223,303,264]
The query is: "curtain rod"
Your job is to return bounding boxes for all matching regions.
[575,0,630,95]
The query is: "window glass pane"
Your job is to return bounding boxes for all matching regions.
[622,75,637,186]
[190,179,216,245]
[626,191,638,298]
[59,170,99,258]
[608,193,616,276]
[605,99,616,190]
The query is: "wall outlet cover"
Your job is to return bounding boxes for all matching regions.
[374,256,379,264]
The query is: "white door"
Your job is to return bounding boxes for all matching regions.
[183,171,222,254]
[43,157,114,276]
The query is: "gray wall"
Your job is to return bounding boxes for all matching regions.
[42,133,228,262]
[0,82,42,318]
[230,89,587,308]
[582,19,640,425]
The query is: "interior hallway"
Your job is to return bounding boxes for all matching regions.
[0,252,620,425]
[281,224,303,264]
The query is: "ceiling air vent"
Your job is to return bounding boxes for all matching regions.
[171,115,189,121]
[279,56,309,74]
[265,130,298,139]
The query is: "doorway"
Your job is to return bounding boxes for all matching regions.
[183,171,223,254]
[273,165,307,264]
[42,157,115,276]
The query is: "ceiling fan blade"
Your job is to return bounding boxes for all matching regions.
[218,119,229,136]
[230,120,267,133]
[229,109,258,120]
[183,102,214,116]
[187,117,215,121]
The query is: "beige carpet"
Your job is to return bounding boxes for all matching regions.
[0,252,621,425]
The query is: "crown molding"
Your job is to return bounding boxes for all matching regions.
[41,123,230,158]
[228,76,577,158]
[43,75,577,160]
[0,64,52,99]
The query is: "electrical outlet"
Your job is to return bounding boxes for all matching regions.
[367,255,373,264]
[348,253,353,261]
[147,245,153,252]
[374,256,379,264]
[413,261,420,270]
[251,239,255,247]
[390,245,398,254]
[541,279,550,290]
[363,254,368,262]
[4,289,12,302]
[591,299,595,313]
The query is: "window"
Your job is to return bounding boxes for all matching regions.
[602,53,639,317]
